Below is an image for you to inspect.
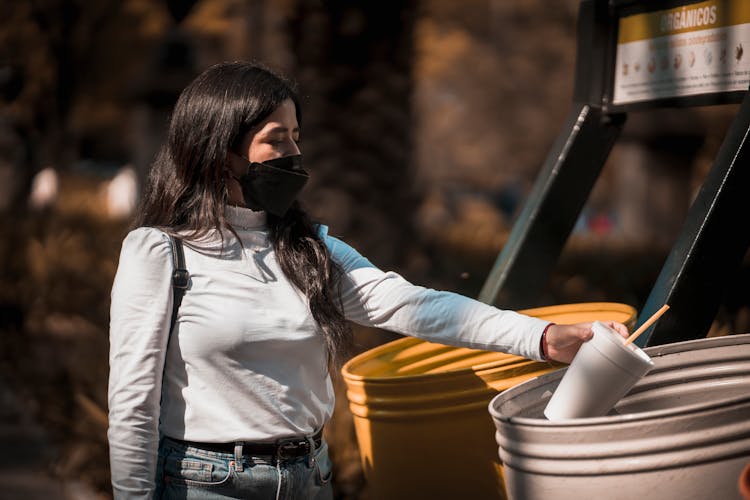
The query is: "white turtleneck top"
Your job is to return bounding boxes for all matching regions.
[107,205,548,498]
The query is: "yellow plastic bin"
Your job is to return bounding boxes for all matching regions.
[341,302,637,500]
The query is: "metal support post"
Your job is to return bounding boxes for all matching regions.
[636,90,750,346]
[478,105,625,307]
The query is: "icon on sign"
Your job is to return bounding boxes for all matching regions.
[704,48,713,65]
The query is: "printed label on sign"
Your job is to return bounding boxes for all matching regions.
[613,0,750,105]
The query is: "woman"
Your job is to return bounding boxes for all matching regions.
[108,61,627,499]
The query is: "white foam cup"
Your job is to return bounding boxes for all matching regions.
[544,321,655,421]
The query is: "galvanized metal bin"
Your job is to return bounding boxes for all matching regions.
[489,334,750,500]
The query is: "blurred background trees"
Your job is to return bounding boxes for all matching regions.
[0,0,747,498]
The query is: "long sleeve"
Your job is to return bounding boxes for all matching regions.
[108,228,173,499]
[323,229,548,361]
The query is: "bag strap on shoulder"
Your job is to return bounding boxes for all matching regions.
[168,235,189,336]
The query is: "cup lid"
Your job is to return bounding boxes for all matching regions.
[591,321,654,371]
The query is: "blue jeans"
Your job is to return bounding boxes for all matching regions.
[155,436,333,500]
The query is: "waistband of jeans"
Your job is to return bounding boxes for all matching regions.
[166,429,323,459]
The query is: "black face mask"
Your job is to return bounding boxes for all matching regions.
[230,154,309,216]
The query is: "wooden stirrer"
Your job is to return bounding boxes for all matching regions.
[624,304,670,346]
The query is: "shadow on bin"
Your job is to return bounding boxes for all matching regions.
[341,302,637,500]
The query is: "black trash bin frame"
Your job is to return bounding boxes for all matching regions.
[478,0,750,347]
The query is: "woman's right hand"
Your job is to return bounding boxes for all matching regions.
[544,321,628,363]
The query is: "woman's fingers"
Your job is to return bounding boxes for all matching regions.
[548,323,592,347]
[544,321,629,363]
[572,323,593,342]
[605,321,630,338]
[545,324,593,364]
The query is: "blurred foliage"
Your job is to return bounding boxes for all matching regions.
[0,211,127,494]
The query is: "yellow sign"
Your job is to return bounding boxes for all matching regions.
[618,0,750,44]
[614,0,750,105]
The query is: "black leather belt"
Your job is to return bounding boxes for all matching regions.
[169,430,323,459]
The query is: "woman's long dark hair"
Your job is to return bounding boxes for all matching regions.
[134,61,351,364]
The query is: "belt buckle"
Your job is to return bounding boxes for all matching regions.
[277,438,308,459]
